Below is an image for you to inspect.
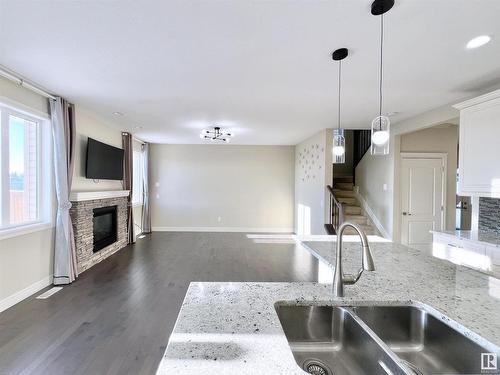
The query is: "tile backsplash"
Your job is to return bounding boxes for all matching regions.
[479,197,500,234]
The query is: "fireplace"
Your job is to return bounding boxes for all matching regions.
[93,206,118,252]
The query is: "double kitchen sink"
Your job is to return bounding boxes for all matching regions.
[275,302,500,375]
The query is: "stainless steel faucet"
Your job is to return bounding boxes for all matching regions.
[333,222,375,297]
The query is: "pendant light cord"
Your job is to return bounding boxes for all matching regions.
[338,59,342,130]
[379,13,384,129]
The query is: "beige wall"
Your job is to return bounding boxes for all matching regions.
[0,76,124,311]
[72,107,123,192]
[0,75,49,116]
[150,144,295,231]
[355,136,396,238]
[294,129,333,235]
[400,125,459,230]
[0,76,54,310]
[0,228,54,308]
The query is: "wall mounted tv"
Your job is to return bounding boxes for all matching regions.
[86,138,124,180]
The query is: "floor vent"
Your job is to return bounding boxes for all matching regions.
[36,287,63,299]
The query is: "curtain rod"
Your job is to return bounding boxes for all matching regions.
[0,65,57,100]
[133,136,146,145]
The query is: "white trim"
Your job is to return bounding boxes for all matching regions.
[0,95,50,120]
[69,190,130,202]
[399,152,448,230]
[0,221,53,240]
[398,152,447,246]
[353,187,391,239]
[152,226,294,233]
[453,89,500,110]
[0,274,52,313]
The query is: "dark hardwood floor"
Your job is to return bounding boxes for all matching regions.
[0,232,320,375]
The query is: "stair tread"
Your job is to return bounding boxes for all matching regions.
[344,214,367,220]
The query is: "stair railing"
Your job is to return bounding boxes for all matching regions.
[326,185,345,234]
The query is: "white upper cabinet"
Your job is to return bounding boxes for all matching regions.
[454,90,500,197]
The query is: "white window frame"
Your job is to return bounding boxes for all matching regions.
[0,100,53,240]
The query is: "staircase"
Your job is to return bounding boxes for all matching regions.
[328,176,379,236]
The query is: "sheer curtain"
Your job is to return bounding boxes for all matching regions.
[122,132,135,244]
[141,143,151,233]
[50,97,78,285]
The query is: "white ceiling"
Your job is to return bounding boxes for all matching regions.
[1,0,500,145]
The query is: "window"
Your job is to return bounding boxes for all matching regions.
[0,105,47,231]
[132,147,143,206]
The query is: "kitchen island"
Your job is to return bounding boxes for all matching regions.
[157,238,500,374]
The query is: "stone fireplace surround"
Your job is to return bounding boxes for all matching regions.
[69,190,129,273]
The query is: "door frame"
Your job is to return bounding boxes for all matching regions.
[399,152,447,244]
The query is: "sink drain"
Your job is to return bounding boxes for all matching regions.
[303,359,333,375]
[400,360,424,375]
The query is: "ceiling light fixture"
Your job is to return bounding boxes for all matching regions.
[113,111,124,116]
[200,126,233,143]
[370,0,394,156]
[332,48,348,163]
[466,35,491,49]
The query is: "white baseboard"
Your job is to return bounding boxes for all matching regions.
[0,275,52,313]
[353,187,391,240]
[152,226,294,233]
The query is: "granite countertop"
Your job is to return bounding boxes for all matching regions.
[157,239,500,374]
[432,229,500,248]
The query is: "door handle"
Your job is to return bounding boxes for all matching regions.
[402,212,412,216]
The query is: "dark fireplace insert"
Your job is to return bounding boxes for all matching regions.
[93,206,117,252]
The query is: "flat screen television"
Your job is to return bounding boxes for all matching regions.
[86,138,124,180]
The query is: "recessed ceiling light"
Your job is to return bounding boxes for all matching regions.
[466,35,491,49]
[134,125,143,129]
[113,111,124,116]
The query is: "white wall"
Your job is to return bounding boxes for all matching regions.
[72,107,123,192]
[294,129,332,235]
[150,144,295,232]
[400,125,459,231]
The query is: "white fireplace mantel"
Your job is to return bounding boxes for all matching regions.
[69,190,130,202]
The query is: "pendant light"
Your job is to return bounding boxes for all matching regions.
[370,0,394,155]
[332,48,348,164]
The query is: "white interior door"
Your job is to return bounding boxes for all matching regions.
[400,156,445,251]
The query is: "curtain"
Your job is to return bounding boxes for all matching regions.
[50,98,78,285]
[122,132,135,244]
[141,143,151,233]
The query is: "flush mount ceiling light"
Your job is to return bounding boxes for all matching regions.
[200,126,233,143]
[332,48,348,164]
[370,0,394,156]
[113,111,124,116]
[466,35,491,49]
